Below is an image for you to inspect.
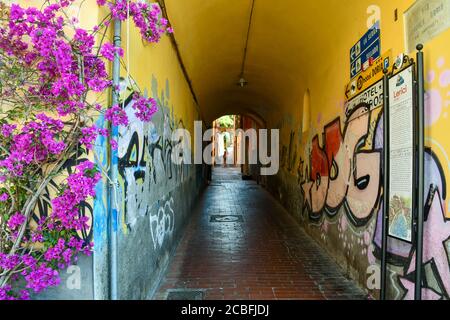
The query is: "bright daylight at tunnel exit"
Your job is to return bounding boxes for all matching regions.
[0,0,449,311]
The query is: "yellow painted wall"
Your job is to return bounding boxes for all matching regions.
[111,2,205,299]
[274,0,450,178]
[121,16,200,136]
[303,0,450,166]
[13,0,204,300]
[117,2,201,236]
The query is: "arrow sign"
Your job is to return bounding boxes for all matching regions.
[351,58,363,78]
[350,43,361,60]
[345,50,392,102]
[350,21,381,79]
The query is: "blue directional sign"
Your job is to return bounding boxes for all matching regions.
[350,21,381,78]
[350,58,362,79]
[350,38,381,78]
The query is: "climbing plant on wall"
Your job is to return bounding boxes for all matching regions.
[0,0,172,299]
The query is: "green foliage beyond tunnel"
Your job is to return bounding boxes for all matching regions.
[216,115,234,128]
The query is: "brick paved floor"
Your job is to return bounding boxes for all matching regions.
[211,165,242,180]
[154,168,367,300]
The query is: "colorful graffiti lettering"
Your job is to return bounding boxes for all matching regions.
[301,103,381,226]
[299,102,450,299]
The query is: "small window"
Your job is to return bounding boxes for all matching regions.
[302,89,311,133]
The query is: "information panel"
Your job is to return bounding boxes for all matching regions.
[387,65,415,242]
[404,0,450,54]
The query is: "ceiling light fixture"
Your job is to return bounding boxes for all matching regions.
[238,77,248,87]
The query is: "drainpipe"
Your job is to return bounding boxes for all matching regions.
[108,18,121,301]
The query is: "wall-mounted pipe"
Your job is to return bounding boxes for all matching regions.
[108,18,122,301]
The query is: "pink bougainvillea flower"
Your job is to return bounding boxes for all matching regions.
[0,0,170,300]
[7,212,26,231]
[111,139,118,150]
[132,95,158,122]
[100,42,123,61]
[105,104,129,126]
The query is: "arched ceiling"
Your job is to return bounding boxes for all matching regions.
[163,0,375,123]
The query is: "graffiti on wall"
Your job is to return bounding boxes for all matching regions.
[297,99,450,299]
[300,104,381,226]
[280,130,298,173]
[117,76,187,251]
[425,57,450,127]
[118,96,184,228]
[150,197,175,251]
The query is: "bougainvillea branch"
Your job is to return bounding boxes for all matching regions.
[0,0,172,299]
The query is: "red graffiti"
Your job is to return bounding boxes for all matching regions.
[324,119,343,176]
[302,104,381,225]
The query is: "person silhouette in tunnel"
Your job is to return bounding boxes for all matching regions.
[223,149,228,167]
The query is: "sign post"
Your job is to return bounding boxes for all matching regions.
[381,68,390,301]
[415,44,425,301]
[381,50,423,300]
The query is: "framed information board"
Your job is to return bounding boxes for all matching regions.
[387,65,415,242]
[404,0,450,54]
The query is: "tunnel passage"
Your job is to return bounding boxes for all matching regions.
[13,0,449,301]
[154,165,367,300]
[155,0,450,300]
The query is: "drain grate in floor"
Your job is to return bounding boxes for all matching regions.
[166,289,204,300]
[210,215,244,222]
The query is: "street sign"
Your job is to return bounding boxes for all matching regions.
[345,79,383,116]
[350,58,362,79]
[346,50,392,101]
[351,39,381,78]
[350,21,381,78]
[350,21,380,63]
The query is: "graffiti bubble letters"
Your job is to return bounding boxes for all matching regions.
[301,103,381,226]
[150,197,175,250]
